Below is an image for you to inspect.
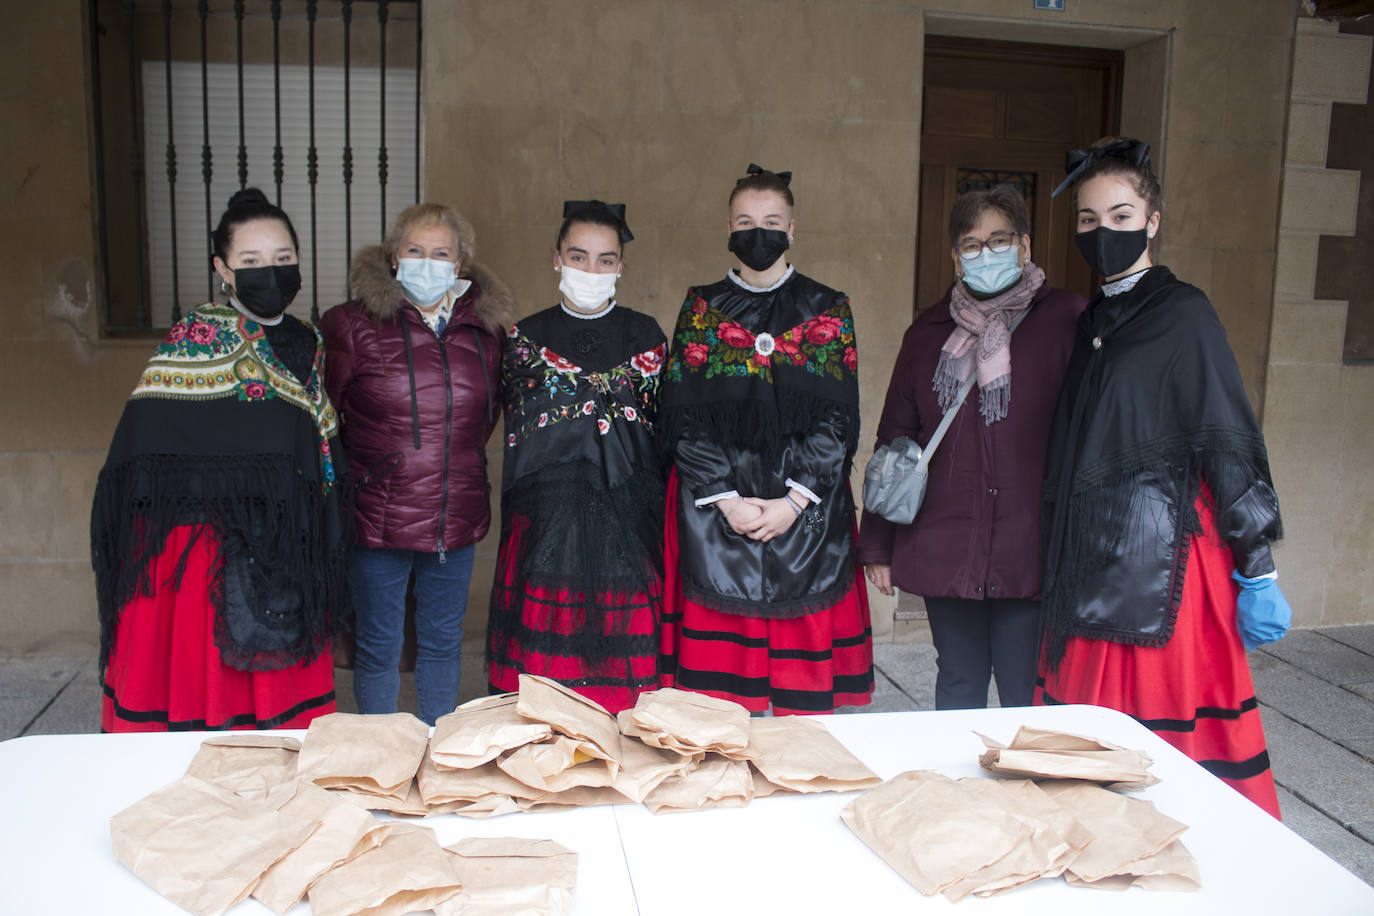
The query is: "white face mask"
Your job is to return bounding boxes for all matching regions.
[396,257,457,307]
[557,262,619,312]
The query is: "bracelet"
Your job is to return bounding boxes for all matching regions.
[784,494,803,516]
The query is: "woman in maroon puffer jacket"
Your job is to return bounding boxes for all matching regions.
[321,203,514,724]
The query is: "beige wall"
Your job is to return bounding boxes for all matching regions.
[5,0,1365,657]
[1263,19,1374,627]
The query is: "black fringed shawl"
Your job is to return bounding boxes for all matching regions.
[91,304,350,674]
[1040,267,1281,664]
[657,272,861,470]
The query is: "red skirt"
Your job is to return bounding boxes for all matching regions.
[487,513,661,714]
[1035,497,1281,819]
[101,525,336,732]
[660,471,874,716]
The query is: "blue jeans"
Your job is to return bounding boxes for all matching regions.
[350,545,475,725]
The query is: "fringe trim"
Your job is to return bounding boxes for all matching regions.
[92,453,349,675]
[979,375,1010,425]
[681,575,853,621]
[658,387,860,475]
[1041,428,1275,668]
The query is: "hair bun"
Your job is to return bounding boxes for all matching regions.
[227,187,271,211]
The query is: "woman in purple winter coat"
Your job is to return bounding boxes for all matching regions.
[321,203,514,724]
[857,184,1084,710]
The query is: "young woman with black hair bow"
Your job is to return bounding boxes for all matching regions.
[1037,138,1291,818]
[93,188,348,731]
[486,201,668,713]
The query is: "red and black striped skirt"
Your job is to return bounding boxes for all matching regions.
[1035,497,1281,819]
[101,525,336,732]
[660,472,874,716]
[487,513,662,714]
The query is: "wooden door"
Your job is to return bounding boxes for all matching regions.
[915,36,1123,311]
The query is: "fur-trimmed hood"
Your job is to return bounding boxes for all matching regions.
[347,243,515,335]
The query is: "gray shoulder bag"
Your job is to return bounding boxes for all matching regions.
[862,310,1028,525]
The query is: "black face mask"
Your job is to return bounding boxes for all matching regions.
[232,264,301,320]
[728,228,790,272]
[1075,226,1149,279]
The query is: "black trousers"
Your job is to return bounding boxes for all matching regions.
[923,596,1039,710]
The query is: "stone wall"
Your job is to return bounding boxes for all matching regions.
[1263,18,1374,627]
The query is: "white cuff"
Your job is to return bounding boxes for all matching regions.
[784,478,821,505]
[694,490,740,508]
[1253,570,1278,581]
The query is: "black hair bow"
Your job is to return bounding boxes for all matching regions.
[746,163,792,186]
[562,199,634,243]
[1050,139,1151,198]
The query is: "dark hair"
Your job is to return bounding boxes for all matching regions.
[555,200,631,252]
[729,169,794,208]
[948,183,1032,248]
[210,188,299,265]
[1074,136,1164,217]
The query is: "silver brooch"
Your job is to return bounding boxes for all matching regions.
[1092,336,1103,350]
[754,332,775,357]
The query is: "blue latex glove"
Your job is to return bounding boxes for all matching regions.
[1233,571,1292,651]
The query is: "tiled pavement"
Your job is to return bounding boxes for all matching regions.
[3,625,1372,887]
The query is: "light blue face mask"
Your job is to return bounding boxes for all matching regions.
[396,257,457,307]
[960,245,1023,295]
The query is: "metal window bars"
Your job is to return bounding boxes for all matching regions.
[89,0,423,332]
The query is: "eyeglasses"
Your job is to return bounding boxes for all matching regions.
[957,233,1017,260]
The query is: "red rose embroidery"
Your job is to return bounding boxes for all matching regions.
[624,406,637,421]
[537,412,548,427]
[631,345,666,377]
[692,298,708,316]
[684,342,709,367]
[166,323,188,343]
[597,418,610,435]
[582,401,596,415]
[540,347,581,374]
[775,338,800,357]
[187,322,217,345]
[804,314,844,346]
[718,322,754,349]
[243,381,267,400]
[753,353,770,368]
[507,433,517,447]
[844,346,858,371]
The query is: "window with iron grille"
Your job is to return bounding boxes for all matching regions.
[89,0,423,331]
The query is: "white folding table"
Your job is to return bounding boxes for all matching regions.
[2,704,1370,914]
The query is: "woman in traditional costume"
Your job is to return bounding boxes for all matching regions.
[1037,139,1292,817]
[93,188,348,731]
[486,201,667,713]
[658,165,874,715]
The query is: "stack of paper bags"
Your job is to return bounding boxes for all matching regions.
[841,726,1200,901]
[110,675,887,913]
[978,726,1157,788]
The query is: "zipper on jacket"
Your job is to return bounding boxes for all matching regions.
[436,323,454,564]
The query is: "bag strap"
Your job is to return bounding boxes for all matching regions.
[917,307,1032,471]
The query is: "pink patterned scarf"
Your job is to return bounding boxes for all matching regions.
[933,262,1045,424]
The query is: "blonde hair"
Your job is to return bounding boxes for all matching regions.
[382,202,477,263]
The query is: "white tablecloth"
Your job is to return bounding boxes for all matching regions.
[1,704,1370,914]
